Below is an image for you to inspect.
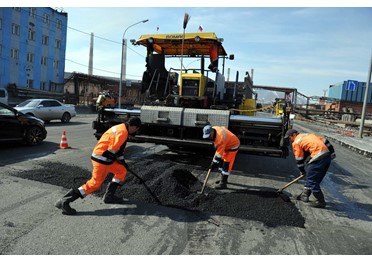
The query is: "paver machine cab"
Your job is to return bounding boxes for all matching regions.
[93,30,290,157]
[138,32,235,109]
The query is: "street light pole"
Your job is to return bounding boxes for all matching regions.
[358,50,372,138]
[118,19,149,109]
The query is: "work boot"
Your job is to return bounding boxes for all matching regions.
[311,191,326,208]
[215,174,228,190]
[296,188,311,202]
[103,182,126,204]
[55,189,82,215]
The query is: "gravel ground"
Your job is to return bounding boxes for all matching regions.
[10,158,305,228]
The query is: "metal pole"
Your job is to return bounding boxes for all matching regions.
[358,51,372,138]
[118,19,149,109]
[180,13,190,95]
[118,39,125,109]
[122,38,127,82]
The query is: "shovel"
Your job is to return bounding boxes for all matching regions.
[276,173,305,202]
[198,168,212,195]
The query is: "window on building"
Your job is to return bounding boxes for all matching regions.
[28,29,36,41]
[27,79,34,89]
[29,8,37,18]
[0,18,2,30]
[11,48,19,59]
[56,19,62,29]
[12,23,20,36]
[53,60,60,69]
[41,56,48,66]
[13,7,21,12]
[40,81,46,90]
[42,35,49,45]
[55,39,61,49]
[43,13,50,24]
[27,52,34,63]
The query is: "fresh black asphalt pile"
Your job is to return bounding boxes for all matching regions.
[10,159,305,228]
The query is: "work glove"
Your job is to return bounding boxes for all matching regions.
[117,159,128,169]
[209,161,219,171]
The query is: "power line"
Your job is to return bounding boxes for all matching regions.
[67,27,120,44]
[65,59,143,78]
[16,7,146,76]
[67,26,145,58]
[66,25,146,75]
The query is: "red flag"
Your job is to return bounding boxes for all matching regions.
[198,24,203,32]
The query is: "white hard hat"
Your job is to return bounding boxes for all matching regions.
[202,125,213,139]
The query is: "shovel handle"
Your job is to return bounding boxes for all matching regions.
[278,174,305,192]
[117,160,162,204]
[200,169,212,194]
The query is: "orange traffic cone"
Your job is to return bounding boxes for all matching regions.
[59,130,71,149]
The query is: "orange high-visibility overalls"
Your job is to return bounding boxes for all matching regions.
[292,133,332,192]
[79,124,128,196]
[292,133,329,172]
[212,126,240,175]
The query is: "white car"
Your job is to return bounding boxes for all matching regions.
[15,99,76,123]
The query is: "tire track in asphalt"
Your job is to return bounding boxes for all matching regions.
[0,191,51,215]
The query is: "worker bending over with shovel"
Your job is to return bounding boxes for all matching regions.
[285,129,335,208]
[202,125,240,189]
[55,117,141,215]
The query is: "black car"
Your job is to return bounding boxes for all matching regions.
[0,102,47,146]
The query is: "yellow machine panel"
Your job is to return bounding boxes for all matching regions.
[274,98,286,116]
[180,73,206,97]
[136,32,227,56]
[239,98,256,116]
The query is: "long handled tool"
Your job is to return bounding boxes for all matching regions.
[277,173,306,193]
[118,161,162,204]
[127,167,162,205]
[276,173,305,202]
[198,168,212,195]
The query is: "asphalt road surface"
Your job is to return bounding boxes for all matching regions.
[0,114,371,255]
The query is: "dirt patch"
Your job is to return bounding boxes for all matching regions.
[10,160,305,228]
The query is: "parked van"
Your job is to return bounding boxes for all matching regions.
[0,88,8,105]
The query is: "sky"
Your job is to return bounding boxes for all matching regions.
[50,2,372,97]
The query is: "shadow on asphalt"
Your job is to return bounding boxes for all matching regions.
[73,201,207,224]
[45,121,86,127]
[0,141,59,165]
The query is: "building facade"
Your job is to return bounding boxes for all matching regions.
[326,80,372,115]
[0,7,67,105]
[329,80,372,104]
[64,72,143,108]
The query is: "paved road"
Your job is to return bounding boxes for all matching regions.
[0,114,371,255]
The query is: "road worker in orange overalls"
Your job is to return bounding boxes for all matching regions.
[202,125,240,189]
[285,129,335,208]
[55,117,141,215]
